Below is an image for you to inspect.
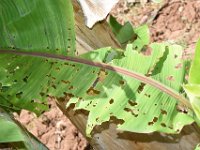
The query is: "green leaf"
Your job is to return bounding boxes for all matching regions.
[132,24,150,51]
[152,0,163,3]
[109,16,135,46]
[188,39,200,84]
[0,43,194,136]
[0,0,75,114]
[108,16,150,50]
[0,0,194,138]
[184,39,200,122]
[195,144,200,150]
[0,0,75,56]
[0,107,48,149]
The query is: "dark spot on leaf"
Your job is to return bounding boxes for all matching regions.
[69,86,74,90]
[61,80,70,84]
[52,84,57,89]
[119,80,125,86]
[46,74,51,77]
[161,123,166,127]
[166,75,174,81]
[16,92,23,99]
[52,77,56,80]
[40,92,45,97]
[55,67,60,71]
[64,62,69,65]
[47,46,49,49]
[155,103,157,106]
[23,76,28,82]
[96,117,99,121]
[87,87,100,96]
[56,48,59,51]
[72,64,75,67]
[148,121,154,126]
[67,38,71,41]
[168,125,173,129]
[144,93,151,98]
[128,100,137,106]
[109,99,114,104]
[161,109,167,115]
[137,83,145,93]
[174,54,178,58]
[153,117,158,123]
[31,100,34,103]
[124,108,138,117]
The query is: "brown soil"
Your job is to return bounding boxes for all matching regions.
[16,0,200,150]
[14,100,88,150]
[112,0,200,57]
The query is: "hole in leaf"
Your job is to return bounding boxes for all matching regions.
[176,104,188,114]
[98,69,108,82]
[87,87,100,96]
[124,108,138,117]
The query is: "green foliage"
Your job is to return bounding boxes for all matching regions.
[0,0,197,143]
[0,108,48,149]
[195,144,200,150]
[109,16,150,50]
[67,43,194,135]
[184,39,200,123]
[0,0,75,114]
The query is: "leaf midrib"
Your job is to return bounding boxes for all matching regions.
[0,49,192,109]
